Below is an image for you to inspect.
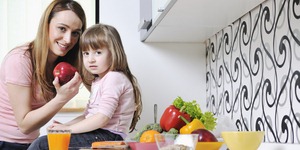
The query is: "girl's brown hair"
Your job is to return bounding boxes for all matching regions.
[79,24,142,132]
[29,0,86,101]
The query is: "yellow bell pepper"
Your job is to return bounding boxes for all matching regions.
[179,116,205,134]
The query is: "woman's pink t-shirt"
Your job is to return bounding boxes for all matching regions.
[84,71,136,137]
[0,47,46,143]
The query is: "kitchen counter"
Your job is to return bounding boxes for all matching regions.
[258,143,300,150]
[72,142,300,150]
[219,142,300,150]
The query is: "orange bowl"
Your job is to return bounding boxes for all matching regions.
[196,142,224,150]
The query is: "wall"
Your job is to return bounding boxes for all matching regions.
[206,0,300,144]
[99,0,206,138]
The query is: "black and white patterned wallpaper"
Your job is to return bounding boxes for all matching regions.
[206,0,300,144]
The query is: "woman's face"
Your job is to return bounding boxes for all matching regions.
[48,10,82,61]
[82,47,112,78]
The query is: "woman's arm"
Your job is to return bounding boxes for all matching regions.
[8,72,82,134]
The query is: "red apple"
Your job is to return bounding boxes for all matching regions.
[53,62,77,85]
[191,128,218,142]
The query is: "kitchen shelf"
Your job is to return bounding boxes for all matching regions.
[141,0,266,43]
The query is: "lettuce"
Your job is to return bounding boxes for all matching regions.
[173,96,185,109]
[172,96,217,131]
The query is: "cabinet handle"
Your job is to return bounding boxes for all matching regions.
[158,7,165,12]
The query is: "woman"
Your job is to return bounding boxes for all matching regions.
[0,0,86,149]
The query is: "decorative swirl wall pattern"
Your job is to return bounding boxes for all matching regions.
[206,0,300,144]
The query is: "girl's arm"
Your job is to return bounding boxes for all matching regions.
[51,112,109,134]
[48,115,85,129]
[63,114,85,126]
[8,72,82,134]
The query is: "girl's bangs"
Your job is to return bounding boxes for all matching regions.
[80,31,107,51]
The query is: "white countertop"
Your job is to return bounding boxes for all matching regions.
[258,143,300,150]
[220,143,300,150]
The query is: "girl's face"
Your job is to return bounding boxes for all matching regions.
[48,10,82,61]
[82,47,112,78]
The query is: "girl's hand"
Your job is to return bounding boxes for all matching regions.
[53,72,82,103]
[52,120,62,125]
[47,120,61,129]
[49,124,70,131]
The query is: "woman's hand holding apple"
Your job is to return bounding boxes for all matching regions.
[53,62,78,85]
[53,72,82,103]
[52,62,82,104]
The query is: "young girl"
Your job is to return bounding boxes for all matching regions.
[0,0,86,149]
[28,23,143,149]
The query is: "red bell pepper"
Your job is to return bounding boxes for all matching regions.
[160,105,191,131]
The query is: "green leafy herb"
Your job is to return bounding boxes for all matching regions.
[173,96,185,109]
[172,96,217,131]
[200,111,217,131]
[184,100,202,119]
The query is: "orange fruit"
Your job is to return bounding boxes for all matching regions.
[139,130,160,143]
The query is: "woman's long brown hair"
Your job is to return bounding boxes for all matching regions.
[29,0,86,101]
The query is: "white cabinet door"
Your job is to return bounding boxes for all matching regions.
[152,0,170,23]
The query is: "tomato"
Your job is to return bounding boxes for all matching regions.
[139,130,160,143]
[53,62,77,85]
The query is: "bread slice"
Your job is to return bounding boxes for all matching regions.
[92,141,126,148]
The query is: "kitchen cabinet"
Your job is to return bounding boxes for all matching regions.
[140,0,266,43]
[151,0,170,23]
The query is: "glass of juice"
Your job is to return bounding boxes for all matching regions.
[47,129,71,150]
